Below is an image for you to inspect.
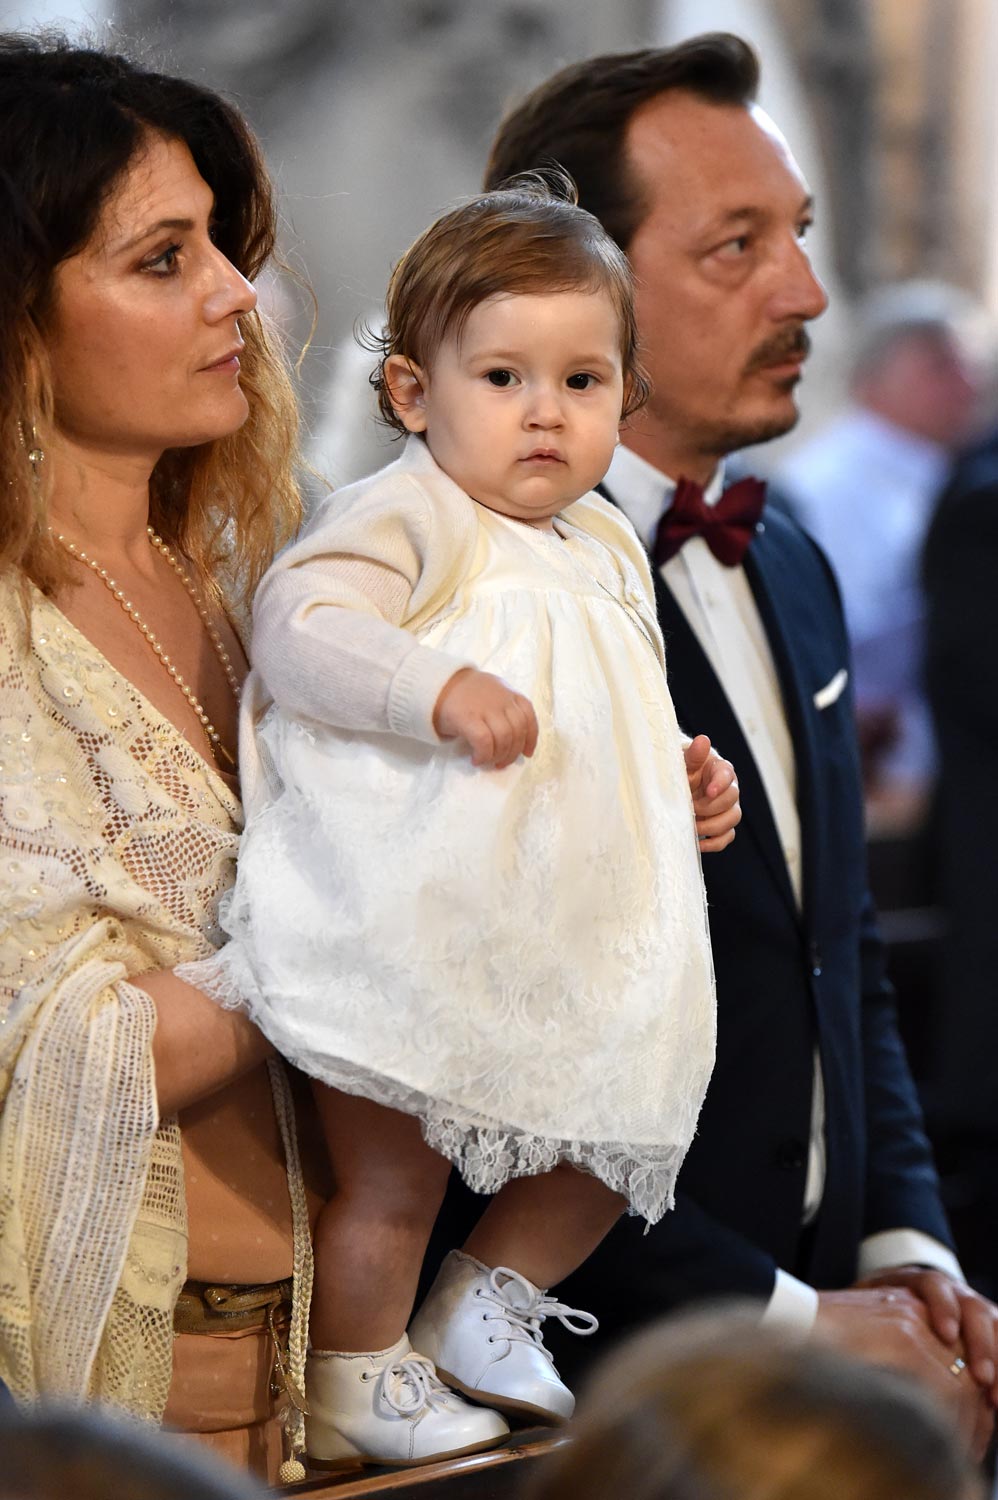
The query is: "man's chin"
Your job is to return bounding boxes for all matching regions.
[707,400,802,458]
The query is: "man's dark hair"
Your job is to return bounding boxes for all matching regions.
[484,33,759,252]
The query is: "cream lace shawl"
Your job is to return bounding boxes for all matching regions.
[0,575,242,1418]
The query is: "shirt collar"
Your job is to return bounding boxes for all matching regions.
[603,443,727,550]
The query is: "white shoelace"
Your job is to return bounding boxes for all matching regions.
[476,1265,598,1362]
[363,1353,453,1418]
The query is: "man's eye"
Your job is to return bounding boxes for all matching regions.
[566,372,596,390]
[797,220,813,243]
[486,369,516,387]
[716,235,749,260]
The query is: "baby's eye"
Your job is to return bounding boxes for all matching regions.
[566,372,597,390]
[486,369,518,387]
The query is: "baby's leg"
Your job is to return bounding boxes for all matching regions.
[310,1087,452,1350]
[305,1091,509,1466]
[410,1165,624,1425]
[464,1161,625,1287]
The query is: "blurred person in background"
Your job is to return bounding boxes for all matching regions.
[424,33,998,1454]
[922,426,998,1301]
[0,1406,264,1500]
[775,282,985,820]
[526,1308,983,1500]
[0,35,328,1483]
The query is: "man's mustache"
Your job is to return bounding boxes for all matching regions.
[743,327,811,375]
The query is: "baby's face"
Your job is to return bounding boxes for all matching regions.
[405,288,626,529]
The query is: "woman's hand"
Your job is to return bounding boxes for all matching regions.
[685,734,741,852]
[433,668,539,769]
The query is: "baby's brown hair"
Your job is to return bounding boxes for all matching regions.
[369,173,649,432]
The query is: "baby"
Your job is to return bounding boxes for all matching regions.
[191,178,738,1470]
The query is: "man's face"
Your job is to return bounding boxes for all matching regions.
[621,92,828,476]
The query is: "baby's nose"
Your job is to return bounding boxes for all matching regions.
[526,387,564,426]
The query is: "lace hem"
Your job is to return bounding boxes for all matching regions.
[179,944,684,1226]
[315,1057,682,1224]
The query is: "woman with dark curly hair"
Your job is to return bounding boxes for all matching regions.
[0,33,324,1482]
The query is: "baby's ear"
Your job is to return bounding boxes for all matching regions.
[383,355,429,432]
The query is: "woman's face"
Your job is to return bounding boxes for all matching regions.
[46,131,257,465]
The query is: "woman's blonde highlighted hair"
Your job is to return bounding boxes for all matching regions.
[0,33,302,606]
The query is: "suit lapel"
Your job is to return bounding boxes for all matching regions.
[598,480,801,920]
[648,561,800,921]
[743,534,821,923]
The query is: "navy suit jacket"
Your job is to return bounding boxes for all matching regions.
[426,496,953,1370]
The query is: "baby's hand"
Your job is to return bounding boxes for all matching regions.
[685,734,741,852]
[433,668,539,769]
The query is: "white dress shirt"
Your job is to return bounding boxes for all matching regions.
[604,443,962,1327]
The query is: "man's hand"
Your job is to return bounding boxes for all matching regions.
[816,1287,995,1459]
[856,1265,998,1402]
[433,668,539,769]
[685,734,741,851]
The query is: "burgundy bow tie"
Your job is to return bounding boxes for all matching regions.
[653,475,767,568]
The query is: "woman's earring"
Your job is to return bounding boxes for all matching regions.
[17,420,45,478]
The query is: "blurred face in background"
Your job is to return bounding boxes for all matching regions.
[855,330,982,449]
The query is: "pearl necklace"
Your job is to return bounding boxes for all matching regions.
[50,525,241,769]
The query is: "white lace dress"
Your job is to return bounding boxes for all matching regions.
[208,498,715,1224]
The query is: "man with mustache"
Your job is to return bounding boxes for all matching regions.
[461,33,998,1438]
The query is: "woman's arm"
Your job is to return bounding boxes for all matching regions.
[135,968,273,1116]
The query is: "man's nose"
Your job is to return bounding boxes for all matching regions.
[772,240,828,323]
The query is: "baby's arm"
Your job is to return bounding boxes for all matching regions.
[251,499,536,766]
[253,550,464,743]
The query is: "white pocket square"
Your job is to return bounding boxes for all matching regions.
[813,668,848,710]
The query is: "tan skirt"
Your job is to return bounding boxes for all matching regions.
[164,1327,285,1483]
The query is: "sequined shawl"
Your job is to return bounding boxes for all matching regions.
[0,575,242,1417]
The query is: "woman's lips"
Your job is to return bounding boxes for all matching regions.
[200,347,243,374]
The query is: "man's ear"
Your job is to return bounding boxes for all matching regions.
[383,355,429,433]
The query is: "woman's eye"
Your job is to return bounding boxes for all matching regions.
[567,372,596,390]
[144,242,182,276]
[486,369,517,387]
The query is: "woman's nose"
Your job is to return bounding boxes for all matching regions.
[203,248,258,323]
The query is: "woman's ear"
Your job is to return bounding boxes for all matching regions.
[383,355,429,433]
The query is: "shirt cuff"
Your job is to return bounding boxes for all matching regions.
[386,645,474,744]
[762,1269,820,1335]
[858,1229,964,1283]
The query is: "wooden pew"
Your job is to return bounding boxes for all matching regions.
[277,1429,567,1499]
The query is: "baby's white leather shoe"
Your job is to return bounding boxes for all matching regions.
[409,1250,597,1424]
[304,1332,509,1468]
